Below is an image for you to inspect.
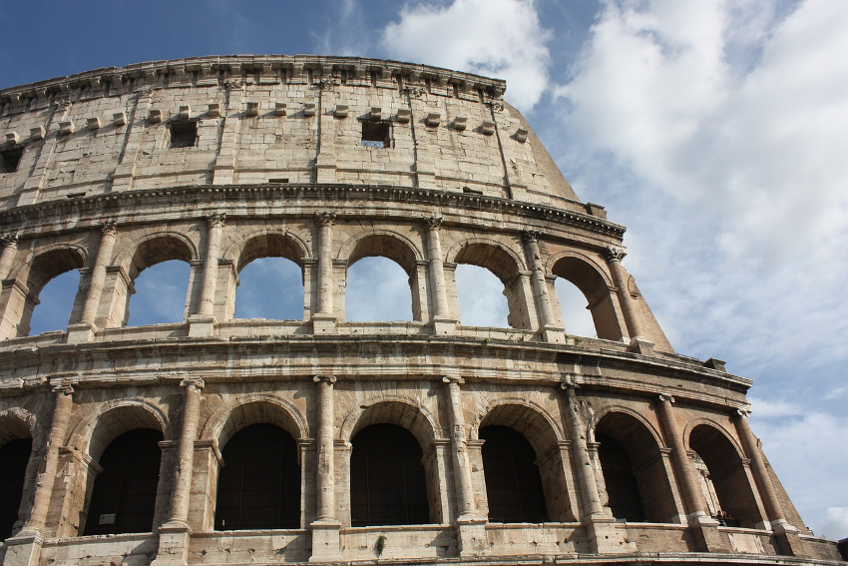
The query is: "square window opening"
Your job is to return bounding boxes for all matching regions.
[0,147,24,174]
[361,121,390,149]
[170,121,197,149]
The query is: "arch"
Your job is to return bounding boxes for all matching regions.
[234,231,308,272]
[339,397,440,452]
[114,231,198,272]
[232,232,307,321]
[200,394,309,452]
[0,408,36,541]
[688,422,764,528]
[66,399,169,462]
[337,231,423,274]
[594,410,679,523]
[549,252,623,341]
[475,402,573,522]
[591,405,667,450]
[0,408,36,445]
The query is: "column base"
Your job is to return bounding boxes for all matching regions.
[309,520,343,563]
[771,520,805,556]
[541,325,566,343]
[456,516,489,558]
[628,336,656,355]
[152,522,192,565]
[187,315,217,337]
[686,514,730,553]
[432,317,457,336]
[66,322,97,343]
[582,514,636,554]
[2,532,44,566]
[312,314,337,335]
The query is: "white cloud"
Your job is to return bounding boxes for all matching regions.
[382,0,552,111]
[455,264,509,327]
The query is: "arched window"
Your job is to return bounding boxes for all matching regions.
[595,412,678,523]
[346,257,413,322]
[235,257,303,320]
[215,424,300,530]
[350,424,429,526]
[28,269,81,335]
[455,264,508,327]
[453,243,530,329]
[690,425,763,528]
[480,425,548,523]
[83,429,162,535]
[597,433,646,522]
[553,277,596,337]
[127,260,191,326]
[0,438,32,540]
[551,257,622,341]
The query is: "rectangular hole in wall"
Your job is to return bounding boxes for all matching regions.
[361,121,390,149]
[169,121,197,148]
[0,147,24,173]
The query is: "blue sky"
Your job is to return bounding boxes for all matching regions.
[2,0,846,538]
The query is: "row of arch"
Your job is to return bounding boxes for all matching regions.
[0,220,625,341]
[0,390,765,540]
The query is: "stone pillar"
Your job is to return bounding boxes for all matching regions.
[560,377,625,554]
[153,378,204,565]
[521,231,563,343]
[0,234,19,282]
[188,214,225,337]
[423,218,455,335]
[655,394,727,552]
[4,384,74,566]
[733,407,804,556]
[312,213,337,334]
[606,246,649,348]
[442,377,487,557]
[68,222,118,342]
[310,375,342,562]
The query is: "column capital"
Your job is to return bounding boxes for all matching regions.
[51,383,74,395]
[2,233,19,246]
[313,375,337,384]
[207,213,226,229]
[605,245,627,264]
[422,216,443,230]
[314,212,336,227]
[658,393,676,404]
[100,220,118,236]
[735,406,752,418]
[442,376,465,385]
[520,230,540,244]
[180,378,205,391]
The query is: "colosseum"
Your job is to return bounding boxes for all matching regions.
[0,55,841,565]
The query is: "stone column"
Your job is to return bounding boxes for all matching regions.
[188,214,225,337]
[68,223,118,342]
[560,377,626,554]
[310,375,343,562]
[423,218,455,334]
[4,383,74,566]
[655,394,727,552]
[153,378,204,565]
[521,231,563,343]
[606,246,649,349]
[733,407,804,556]
[0,233,19,282]
[312,213,337,334]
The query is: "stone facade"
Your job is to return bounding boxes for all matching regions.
[0,55,841,565]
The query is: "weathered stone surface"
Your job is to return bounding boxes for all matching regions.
[0,55,840,566]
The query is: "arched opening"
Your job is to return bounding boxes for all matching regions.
[551,257,622,341]
[235,258,303,320]
[689,424,763,528]
[83,429,163,535]
[554,277,596,337]
[595,412,678,523]
[478,404,574,522]
[344,235,421,322]
[123,236,193,327]
[480,425,548,523]
[215,423,300,530]
[0,438,32,540]
[18,248,85,337]
[454,243,530,329]
[455,264,508,327]
[234,233,305,321]
[350,423,429,526]
[346,257,412,321]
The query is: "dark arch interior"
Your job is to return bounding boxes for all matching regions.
[84,429,162,535]
[480,425,548,523]
[350,423,429,526]
[597,433,647,522]
[0,439,32,540]
[215,423,300,530]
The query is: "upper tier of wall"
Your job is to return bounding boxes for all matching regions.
[0,55,583,211]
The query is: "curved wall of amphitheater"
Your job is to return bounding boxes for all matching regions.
[0,56,839,565]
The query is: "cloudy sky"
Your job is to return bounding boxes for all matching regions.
[1,0,846,538]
